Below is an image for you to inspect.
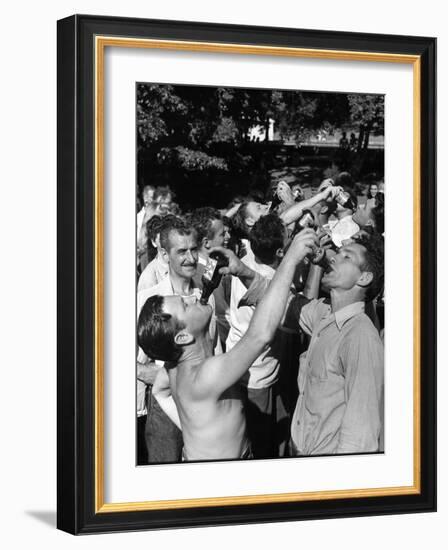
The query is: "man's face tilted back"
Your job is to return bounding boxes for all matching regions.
[163,295,213,340]
[163,229,198,280]
[206,218,225,251]
[322,243,371,294]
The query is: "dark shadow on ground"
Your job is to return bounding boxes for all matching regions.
[25,510,56,528]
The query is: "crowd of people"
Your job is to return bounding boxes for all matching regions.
[135,173,385,464]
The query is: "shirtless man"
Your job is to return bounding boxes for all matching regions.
[137,229,317,461]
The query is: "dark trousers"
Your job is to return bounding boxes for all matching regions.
[145,387,183,464]
[243,383,288,459]
[137,414,148,465]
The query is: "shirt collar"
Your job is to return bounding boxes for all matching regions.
[198,253,208,266]
[166,274,198,297]
[334,301,365,330]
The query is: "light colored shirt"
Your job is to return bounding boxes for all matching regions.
[226,256,280,389]
[137,254,169,292]
[328,214,360,248]
[136,207,146,239]
[291,299,384,455]
[197,254,231,346]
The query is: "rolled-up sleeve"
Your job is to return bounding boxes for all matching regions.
[299,298,328,337]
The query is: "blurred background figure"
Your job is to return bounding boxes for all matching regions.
[154,186,175,216]
[137,185,156,274]
[367,182,379,201]
[291,183,304,201]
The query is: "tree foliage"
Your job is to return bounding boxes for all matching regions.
[347,94,385,150]
[136,83,384,205]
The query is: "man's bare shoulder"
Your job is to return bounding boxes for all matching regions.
[176,360,214,401]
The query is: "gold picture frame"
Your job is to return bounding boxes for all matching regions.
[58,15,436,534]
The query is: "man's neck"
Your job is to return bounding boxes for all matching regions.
[330,289,364,313]
[169,269,193,295]
[177,333,213,369]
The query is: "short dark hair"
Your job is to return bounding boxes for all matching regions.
[145,215,164,243]
[335,171,354,190]
[249,213,285,266]
[159,217,194,251]
[231,202,251,239]
[357,234,384,301]
[145,215,163,261]
[137,295,184,362]
[188,207,222,245]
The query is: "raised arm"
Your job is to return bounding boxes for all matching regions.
[279,185,339,226]
[197,230,318,397]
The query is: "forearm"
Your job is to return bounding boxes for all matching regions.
[247,257,298,343]
[303,264,324,299]
[280,192,326,225]
[235,262,257,289]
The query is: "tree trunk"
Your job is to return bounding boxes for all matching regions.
[363,123,372,150]
[357,125,365,153]
[264,118,270,141]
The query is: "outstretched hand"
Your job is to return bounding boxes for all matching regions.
[208,246,245,277]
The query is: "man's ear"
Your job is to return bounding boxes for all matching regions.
[174,330,194,347]
[202,237,210,251]
[357,270,373,289]
[275,248,285,260]
[160,247,169,263]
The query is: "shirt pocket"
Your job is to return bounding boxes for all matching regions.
[309,345,340,382]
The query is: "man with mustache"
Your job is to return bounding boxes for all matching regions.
[138,229,318,461]
[136,217,220,463]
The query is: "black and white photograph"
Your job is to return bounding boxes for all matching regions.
[135,83,385,465]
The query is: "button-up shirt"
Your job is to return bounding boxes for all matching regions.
[291,298,384,455]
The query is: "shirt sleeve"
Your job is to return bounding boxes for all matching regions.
[283,294,311,332]
[337,320,384,453]
[299,298,325,337]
